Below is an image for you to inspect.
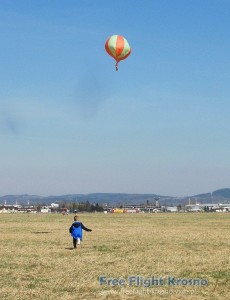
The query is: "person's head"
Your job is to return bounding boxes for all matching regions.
[74,215,79,221]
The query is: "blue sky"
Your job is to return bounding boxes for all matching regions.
[0,0,230,196]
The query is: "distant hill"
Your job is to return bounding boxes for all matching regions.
[0,188,230,206]
[212,188,230,198]
[193,188,230,203]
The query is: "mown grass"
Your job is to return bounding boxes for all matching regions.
[0,213,229,299]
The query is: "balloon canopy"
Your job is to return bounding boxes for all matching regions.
[105,35,131,71]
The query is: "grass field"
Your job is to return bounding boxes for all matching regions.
[0,212,229,300]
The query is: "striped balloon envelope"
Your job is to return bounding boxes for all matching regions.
[105,35,131,71]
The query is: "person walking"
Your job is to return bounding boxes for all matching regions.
[69,215,92,249]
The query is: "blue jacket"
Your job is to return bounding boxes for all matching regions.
[69,221,92,240]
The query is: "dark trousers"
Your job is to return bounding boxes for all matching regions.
[73,238,77,248]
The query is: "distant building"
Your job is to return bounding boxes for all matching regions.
[111,208,124,213]
[51,203,59,209]
[41,207,51,213]
[0,205,18,213]
[185,205,202,212]
[185,203,230,212]
[166,207,178,212]
[18,207,37,213]
[123,208,140,213]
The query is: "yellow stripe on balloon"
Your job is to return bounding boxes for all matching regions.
[107,35,118,58]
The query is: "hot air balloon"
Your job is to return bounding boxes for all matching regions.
[105,35,131,71]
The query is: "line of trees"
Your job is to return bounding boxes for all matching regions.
[59,201,104,212]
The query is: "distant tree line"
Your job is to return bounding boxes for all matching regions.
[58,201,104,212]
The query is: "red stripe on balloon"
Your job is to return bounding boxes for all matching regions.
[105,38,113,58]
[118,48,131,62]
[116,35,124,58]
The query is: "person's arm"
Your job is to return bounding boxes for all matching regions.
[69,225,73,233]
[81,223,92,232]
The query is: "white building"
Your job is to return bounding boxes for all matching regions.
[41,207,51,213]
[51,203,59,209]
[166,206,178,212]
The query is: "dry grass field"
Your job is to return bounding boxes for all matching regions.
[0,212,229,300]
